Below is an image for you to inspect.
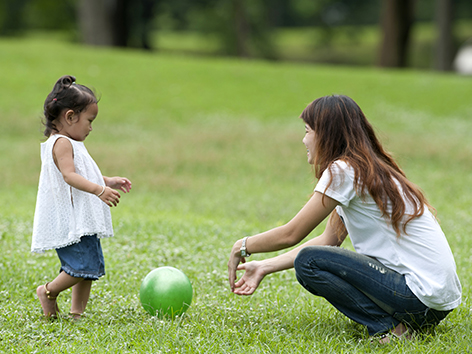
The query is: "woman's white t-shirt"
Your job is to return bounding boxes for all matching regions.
[314,160,461,311]
[31,134,114,253]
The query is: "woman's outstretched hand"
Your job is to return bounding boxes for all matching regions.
[228,241,245,293]
[232,261,265,295]
[228,239,266,296]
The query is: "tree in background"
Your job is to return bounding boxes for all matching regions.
[184,0,276,59]
[378,0,415,67]
[77,0,113,46]
[291,0,380,48]
[0,0,30,35]
[110,0,157,49]
[76,0,275,58]
[222,0,276,59]
[2,0,472,69]
[435,0,455,71]
[77,0,157,49]
[231,0,251,57]
[1,0,76,35]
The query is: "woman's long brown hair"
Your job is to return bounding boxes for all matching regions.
[300,95,433,237]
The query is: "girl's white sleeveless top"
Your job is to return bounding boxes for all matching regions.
[31,134,113,253]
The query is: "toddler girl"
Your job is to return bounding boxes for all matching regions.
[32,75,132,319]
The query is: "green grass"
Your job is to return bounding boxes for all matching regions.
[1,34,472,353]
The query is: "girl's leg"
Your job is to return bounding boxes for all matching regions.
[294,246,430,336]
[36,271,83,317]
[70,280,92,318]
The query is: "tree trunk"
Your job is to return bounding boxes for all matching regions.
[434,0,454,71]
[232,0,250,57]
[378,0,415,68]
[112,0,130,47]
[77,0,114,46]
[140,0,157,50]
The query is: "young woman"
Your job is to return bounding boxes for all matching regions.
[227,95,461,343]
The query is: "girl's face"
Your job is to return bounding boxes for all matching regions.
[302,124,316,165]
[69,103,98,141]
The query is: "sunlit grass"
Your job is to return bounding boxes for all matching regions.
[1,35,471,353]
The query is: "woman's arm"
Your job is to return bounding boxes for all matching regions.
[231,192,339,255]
[53,137,121,207]
[228,192,341,291]
[231,212,347,295]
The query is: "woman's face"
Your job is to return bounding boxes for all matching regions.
[302,123,316,165]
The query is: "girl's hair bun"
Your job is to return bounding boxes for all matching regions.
[60,75,76,86]
[56,75,76,90]
[42,75,98,137]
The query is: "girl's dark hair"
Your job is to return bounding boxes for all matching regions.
[300,95,434,238]
[43,75,98,137]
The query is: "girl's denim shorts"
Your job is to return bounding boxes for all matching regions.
[55,235,105,281]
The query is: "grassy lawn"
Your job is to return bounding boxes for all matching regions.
[1,34,472,353]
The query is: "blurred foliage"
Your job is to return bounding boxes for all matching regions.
[0,0,471,64]
[0,0,76,34]
[3,0,471,33]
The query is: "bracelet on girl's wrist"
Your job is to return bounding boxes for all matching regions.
[97,185,106,197]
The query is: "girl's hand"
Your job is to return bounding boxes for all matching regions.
[98,186,121,207]
[232,261,266,296]
[105,177,132,193]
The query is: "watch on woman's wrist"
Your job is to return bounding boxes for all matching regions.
[240,236,251,257]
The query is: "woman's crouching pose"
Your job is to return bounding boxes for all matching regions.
[228,95,461,343]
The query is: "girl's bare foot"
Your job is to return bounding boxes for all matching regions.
[36,284,59,318]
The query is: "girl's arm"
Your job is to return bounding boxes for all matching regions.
[53,137,121,207]
[228,192,341,291]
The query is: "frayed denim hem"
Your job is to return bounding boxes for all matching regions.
[60,265,105,281]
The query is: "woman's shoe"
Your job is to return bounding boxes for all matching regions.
[372,329,412,345]
[69,312,83,321]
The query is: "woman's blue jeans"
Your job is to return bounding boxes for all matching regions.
[294,246,450,335]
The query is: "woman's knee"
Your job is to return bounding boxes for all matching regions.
[294,245,337,270]
[294,246,342,296]
[294,245,356,285]
[294,245,332,278]
[294,246,317,272]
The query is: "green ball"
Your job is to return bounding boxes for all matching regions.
[139,266,193,317]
